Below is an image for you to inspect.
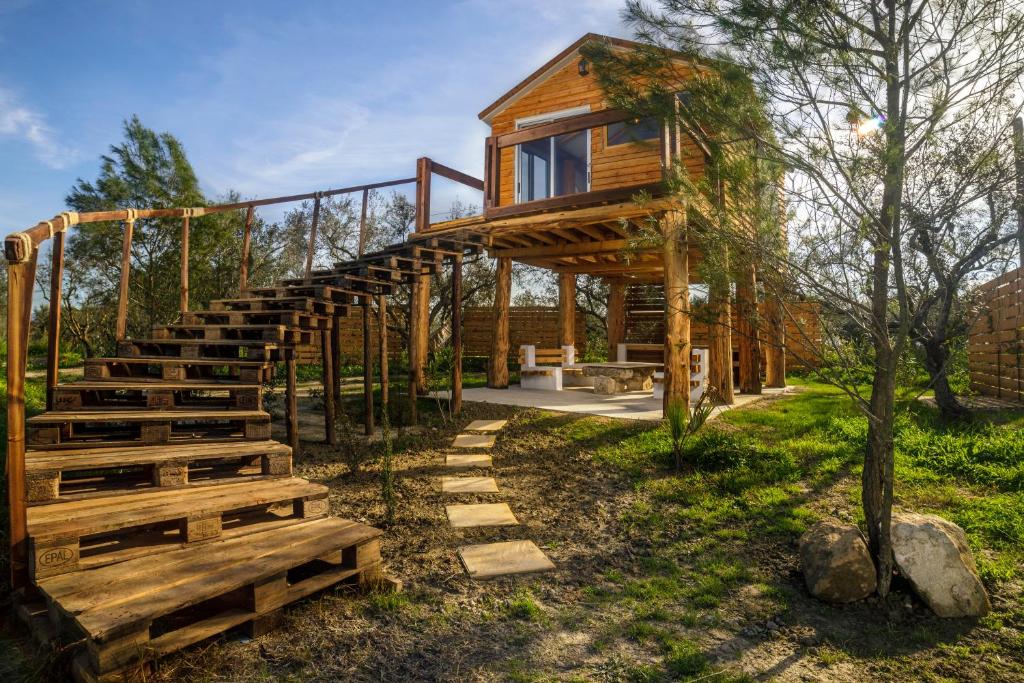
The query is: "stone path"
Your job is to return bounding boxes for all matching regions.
[440,418,555,579]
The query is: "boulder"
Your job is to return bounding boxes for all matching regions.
[799,520,877,603]
[891,512,990,618]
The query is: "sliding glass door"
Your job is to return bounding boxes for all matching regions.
[517,127,590,203]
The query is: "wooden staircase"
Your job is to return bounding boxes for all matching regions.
[18,285,383,682]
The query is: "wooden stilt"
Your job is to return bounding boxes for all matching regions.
[407,279,419,424]
[378,294,389,412]
[452,254,463,415]
[331,314,342,406]
[707,279,735,404]
[737,258,762,395]
[414,273,430,395]
[662,208,691,414]
[487,256,511,388]
[321,328,337,445]
[362,304,375,436]
[558,273,576,347]
[303,195,322,282]
[115,219,134,340]
[285,351,299,455]
[764,297,786,388]
[45,232,64,411]
[180,215,190,313]
[606,278,626,360]
[239,206,254,295]
[7,247,37,590]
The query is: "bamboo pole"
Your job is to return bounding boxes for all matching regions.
[45,232,65,411]
[452,253,463,415]
[321,328,337,446]
[115,218,134,340]
[239,206,254,294]
[362,303,375,436]
[7,247,37,590]
[303,194,322,282]
[487,256,511,388]
[180,215,190,313]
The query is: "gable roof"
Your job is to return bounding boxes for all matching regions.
[478,33,655,124]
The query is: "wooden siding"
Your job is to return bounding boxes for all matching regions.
[490,58,704,207]
[968,268,1024,401]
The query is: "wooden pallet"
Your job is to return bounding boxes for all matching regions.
[84,357,273,383]
[152,324,310,345]
[209,295,343,315]
[37,518,383,682]
[247,284,361,303]
[53,381,262,411]
[28,477,328,580]
[25,440,292,504]
[28,408,271,448]
[181,309,329,329]
[117,338,282,362]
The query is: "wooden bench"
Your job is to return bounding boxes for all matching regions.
[518,345,576,391]
[617,343,665,364]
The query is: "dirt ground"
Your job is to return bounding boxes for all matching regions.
[3,395,1021,682]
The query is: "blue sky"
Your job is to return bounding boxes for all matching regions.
[0,0,628,230]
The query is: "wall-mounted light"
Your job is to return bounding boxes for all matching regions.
[578,58,589,76]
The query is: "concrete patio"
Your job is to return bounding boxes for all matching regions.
[452,385,794,421]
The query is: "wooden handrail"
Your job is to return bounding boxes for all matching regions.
[413,157,485,232]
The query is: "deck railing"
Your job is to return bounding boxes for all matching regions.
[3,156,482,590]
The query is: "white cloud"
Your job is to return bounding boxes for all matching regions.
[0,86,78,169]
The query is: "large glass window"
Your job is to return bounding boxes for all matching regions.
[517,129,590,202]
[606,116,661,146]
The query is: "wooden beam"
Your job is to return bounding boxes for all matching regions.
[321,328,337,445]
[115,219,134,340]
[452,253,463,415]
[662,208,691,414]
[607,278,626,360]
[180,215,189,313]
[45,231,64,411]
[362,304,375,436]
[558,273,576,347]
[488,257,512,388]
[239,206,254,295]
[484,182,666,221]
[492,238,633,260]
[430,161,485,192]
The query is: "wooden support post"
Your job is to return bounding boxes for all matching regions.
[8,248,38,590]
[737,259,762,395]
[413,273,430,395]
[707,277,735,404]
[331,314,342,406]
[764,297,787,388]
[285,351,299,455]
[558,273,576,347]
[239,206,254,295]
[408,278,420,424]
[1014,117,1024,270]
[45,232,64,411]
[378,294,389,412]
[321,328,337,445]
[487,256,511,388]
[415,157,432,233]
[362,303,374,436]
[115,218,134,340]
[180,215,190,313]
[662,208,691,414]
[304,194,322,282]
[452,253,463,415]
[606,278,626,360]
[358,189,370,256]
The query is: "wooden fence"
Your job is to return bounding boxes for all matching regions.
[463,306,587,358]
[969,268,1024,401]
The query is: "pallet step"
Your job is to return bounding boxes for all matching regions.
[117,338,281,362]
[84,357,273,383]
[247,284,360,303]
[40,517,383,680]
[153,324,315,345]
[28,477,328,580]
[209,296,342,315]
[28,409,271,448]
[53,381,262,411]
[181,310,329,329]
[25,440,292,504]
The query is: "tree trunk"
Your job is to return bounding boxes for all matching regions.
[921,338,968,420]
[863,351,896,599]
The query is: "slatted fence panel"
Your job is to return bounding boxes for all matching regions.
[463,306,587,359]
[969,269,1024,401]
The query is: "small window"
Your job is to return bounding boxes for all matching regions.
[606,117,660,146]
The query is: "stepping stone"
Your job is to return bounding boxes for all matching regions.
[464,419,507,433]
[442,476,499,494]
[446,503,519,528]
[445,453,492,468]
[457,540,556,579]
[452,434,495,449]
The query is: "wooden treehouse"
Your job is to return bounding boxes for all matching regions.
[3,33,788,680]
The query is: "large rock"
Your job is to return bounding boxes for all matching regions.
[799,520,877,603]
[891,512,990,618]
[592,376,620,395]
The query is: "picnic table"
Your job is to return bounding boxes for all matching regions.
[579,361,661,394]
